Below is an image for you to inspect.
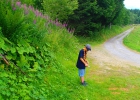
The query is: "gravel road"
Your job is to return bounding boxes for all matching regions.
[104,28,140,66]
[89,28,140,67]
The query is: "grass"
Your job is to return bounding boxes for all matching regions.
[76,25,132,47]
[86,63,140,100]
[44,24,140,100]
[123,25,140,52]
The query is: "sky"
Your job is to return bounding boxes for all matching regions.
[123,0,140,9]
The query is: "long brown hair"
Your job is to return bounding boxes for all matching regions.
[83,47,87,61]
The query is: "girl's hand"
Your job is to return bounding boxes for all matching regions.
[85,63,88,67]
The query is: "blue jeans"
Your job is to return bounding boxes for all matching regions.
[78,69,85,77]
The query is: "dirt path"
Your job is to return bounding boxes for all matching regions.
[88,28,140,68]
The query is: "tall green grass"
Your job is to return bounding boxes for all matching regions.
[76,25,132,47]
[0,1,79,99]
[123,25,140,52]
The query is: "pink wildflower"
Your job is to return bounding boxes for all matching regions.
[13,7,16,10]
[16,1,21,7]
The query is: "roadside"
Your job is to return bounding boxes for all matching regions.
[87,28,140,81]
[88,45,135,68]
[89,28,140,69]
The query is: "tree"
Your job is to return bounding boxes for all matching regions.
[67,0,125,36]
[96,0,124,26]
[129,9,140,24]
[18,0,34,5]
[67,0,100,36]
[34,0,43,10]
[42,0,78,21]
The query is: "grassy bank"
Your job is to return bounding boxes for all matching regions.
[123,25,140,52]
[50,25,139,100]
[77,25,132,47]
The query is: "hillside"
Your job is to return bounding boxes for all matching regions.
[0,0,137,100]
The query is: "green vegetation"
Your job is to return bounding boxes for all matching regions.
[43,0,78,21]
[0,1,78,99]
[20,0,140,36]
[77,25,132,46]
[67,0,127,36]
[124,25,140,52]
[1,0,140,100]
[129,9,140,24]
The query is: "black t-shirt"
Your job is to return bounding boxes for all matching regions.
[76,49,85,69]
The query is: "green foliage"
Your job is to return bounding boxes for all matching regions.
[0,0,24,38]
[76,25,132,46]
[18,0,34,5]
[97,0,124,25]
[0,0,49,47]
[33,0,43,10]
[113,8,131,25]
[42,0,78,21]
[43,27,78,53]
[67,0,99,35]
[67,0,126,36]
[129,9,140,24]
[0,27,59,99]
[0,1,79,99]
[96,25,132,42]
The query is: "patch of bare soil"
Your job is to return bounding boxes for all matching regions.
[109,87,129,95]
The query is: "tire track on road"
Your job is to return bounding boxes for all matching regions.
[104,28,140,66]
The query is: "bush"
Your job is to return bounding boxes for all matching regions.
[0,1,78,99]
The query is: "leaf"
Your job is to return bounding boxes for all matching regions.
[24,47,30,54]
[1,72,8,77]
[9,74,16,80]
[0,64,4,69]
[35,54,41,59]
[19,78,22,83]
[0,37,5,49]
[24,42,35,53]
[23,76,28,82]
[16,54,28,67]
[20,54,28,66]
[45,58,49,62]
[6,92,11,97]
[6,54,12,60]
[10,52,17,60]
[2,45,10,51]
[0,49,4,54]
[11,47,16,54]
[29,46,36,53]
[26,56,35,61]
[23,96,31,100]
[17,43,22,47]
[33,62,39,70]
[10,88,15,92]
[0,55,2,59]
[16,47,25,54]
[45,43,51,47]
[2,36,13,44]
[43,46,48,51]
[20,84,27,88]
[2,91,7,95]
[38,58,44,65]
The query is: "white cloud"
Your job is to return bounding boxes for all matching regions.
[124,0,140,9]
